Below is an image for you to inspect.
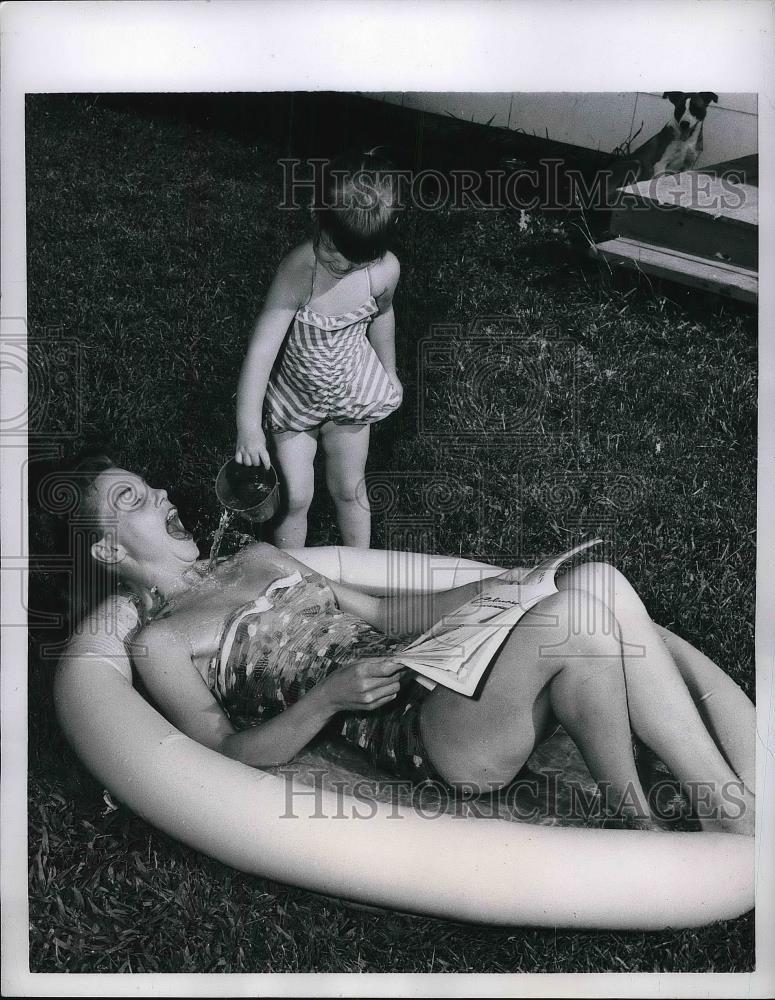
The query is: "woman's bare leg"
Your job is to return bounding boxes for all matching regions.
[420,590,655,824]
[655,624,755,794]
[557,563,754,833]
[270,429,319,549]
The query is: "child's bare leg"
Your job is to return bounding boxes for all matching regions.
[557,563,754,833]
[321,421,371,548]
[270,428,318,549]
[420,590,655,825]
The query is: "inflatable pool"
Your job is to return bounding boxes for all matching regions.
[54,546,754,930]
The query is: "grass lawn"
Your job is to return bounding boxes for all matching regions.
[25,93,756,974]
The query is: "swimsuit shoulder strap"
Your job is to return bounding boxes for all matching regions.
[301,253,318,308]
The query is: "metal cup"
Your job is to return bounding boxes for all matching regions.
[215,459,280,524]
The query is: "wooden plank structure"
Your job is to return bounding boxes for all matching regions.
[592,237,758,303]
[594,158,758,303]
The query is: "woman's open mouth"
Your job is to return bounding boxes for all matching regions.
[165,507,192,540]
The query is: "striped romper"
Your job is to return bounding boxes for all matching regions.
[263,262,402,433]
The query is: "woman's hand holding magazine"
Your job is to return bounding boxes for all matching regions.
[395,539,602,696]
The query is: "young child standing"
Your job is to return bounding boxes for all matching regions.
[235,151,402,548]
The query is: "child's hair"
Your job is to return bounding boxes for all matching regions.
[314,149,398,264]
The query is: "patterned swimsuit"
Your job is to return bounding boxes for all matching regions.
[205,570,442,783]
[263,261,402,433]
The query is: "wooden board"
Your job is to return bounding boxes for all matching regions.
[616,175,757,227]
[506,92,639,152]
[610,190,758,269]
[593,236,758,304]
[360,93,758,165]
[401,92,514,129]
[700,154,758,185]
[643,93,758,116]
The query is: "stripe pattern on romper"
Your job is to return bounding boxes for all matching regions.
[264,291,402,432]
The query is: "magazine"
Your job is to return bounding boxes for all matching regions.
[395,539,602,696]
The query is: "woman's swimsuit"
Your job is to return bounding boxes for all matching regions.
[263,261,402,433]
[205,570,443,784]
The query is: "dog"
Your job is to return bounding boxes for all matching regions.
[624,91,719,180]
[597,91,718,218]
[649,91,719,176]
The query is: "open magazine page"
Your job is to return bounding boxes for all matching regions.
[397,539,601,696]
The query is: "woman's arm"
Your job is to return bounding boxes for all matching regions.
[131,621,403,768]
[241,542,389,629]
[367,253,401,393]
[376,578,508,638]
[235,247,310,467]
[255,541,528,639]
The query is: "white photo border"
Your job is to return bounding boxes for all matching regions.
[2,1,773,997]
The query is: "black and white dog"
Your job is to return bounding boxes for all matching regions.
[597,91,718,217]
[638,91,719,178]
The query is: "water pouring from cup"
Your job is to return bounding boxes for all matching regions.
[208,459,280,569]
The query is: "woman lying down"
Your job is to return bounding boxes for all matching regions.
[58,454,755,834]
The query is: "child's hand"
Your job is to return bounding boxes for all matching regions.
[235,426,271,468]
